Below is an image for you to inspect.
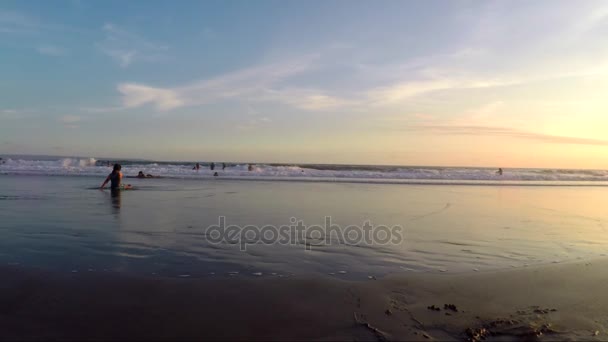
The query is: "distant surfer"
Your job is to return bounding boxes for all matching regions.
[210,162,215,171]
[248,164,253,172]
[100,164,132,190]
[496,168,503,176]
[193,163,200,171]
[222,162,226,170]
[136,171,155,178]
[213,172,219,177]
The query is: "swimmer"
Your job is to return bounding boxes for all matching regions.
[137,171,156,178]
[497,168,503,176]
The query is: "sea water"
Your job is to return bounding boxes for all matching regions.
[2,156,608,184]
[1,173,607,279]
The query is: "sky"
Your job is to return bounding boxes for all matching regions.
[1,0,608,168]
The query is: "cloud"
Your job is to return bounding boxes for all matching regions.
[235,117,272,131]
[0,108,31,119]
[37,44,66,56]
[399,125,608,146]
[116,55,318,111]
[117,83,183,110]
[97,23,167,67]
[81,106,130,113]
[0,10,40,34]
[0,10,80,35]
[367,79,458,104]
[260,89,356,111]
[59,115,81,123]
[57,115,81,129]
[101,2,608,114]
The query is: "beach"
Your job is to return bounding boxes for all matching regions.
[2,258,607,341]
[3,0,608,339]
[1,172,608,340]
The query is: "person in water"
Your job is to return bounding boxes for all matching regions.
[136,170,156,178]
[222,162,226,170]
[497,168,503,176]
[210,162,215,170]
[100,164,132,189]
[193,163,200,171]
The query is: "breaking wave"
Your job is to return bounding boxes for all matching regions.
[1,157,608,184]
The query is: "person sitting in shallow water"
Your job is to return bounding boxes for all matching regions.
[100,164,132,189]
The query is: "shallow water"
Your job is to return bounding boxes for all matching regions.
[1,175,607,279]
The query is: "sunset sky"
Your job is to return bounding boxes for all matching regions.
[2,0,608,168]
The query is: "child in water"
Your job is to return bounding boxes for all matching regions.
[100,164,132,190]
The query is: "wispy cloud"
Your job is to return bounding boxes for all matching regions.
[0,109,27,119]
[0,10,40,34]
[58,115,81,129]
[59,115,81,123]
[235,117,272,131]
[97,23,167,67]
[398,125,608,146]
[116,55,318,110]
[259,88,357,111]
[81,105,131,113]
[118,83,183,110]
[94,2,608,116]
[36,44,66,56]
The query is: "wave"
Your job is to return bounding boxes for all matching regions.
[1,157,608,184]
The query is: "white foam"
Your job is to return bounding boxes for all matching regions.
[1,157,608,184]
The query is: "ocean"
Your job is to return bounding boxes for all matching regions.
[1,155,608,185]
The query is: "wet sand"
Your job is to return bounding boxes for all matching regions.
[2,259,607,341]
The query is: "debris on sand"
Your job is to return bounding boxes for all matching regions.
[444,304,458,312]
[353,312,389,342]
[465,327,490,342]
[385,309,392,316]
[464,318,558,342]
[427,305,441,311]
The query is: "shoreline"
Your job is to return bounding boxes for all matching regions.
[2,259,606,341]
[3,172,608,187]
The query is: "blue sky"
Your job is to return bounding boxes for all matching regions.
[2,0,608,167]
